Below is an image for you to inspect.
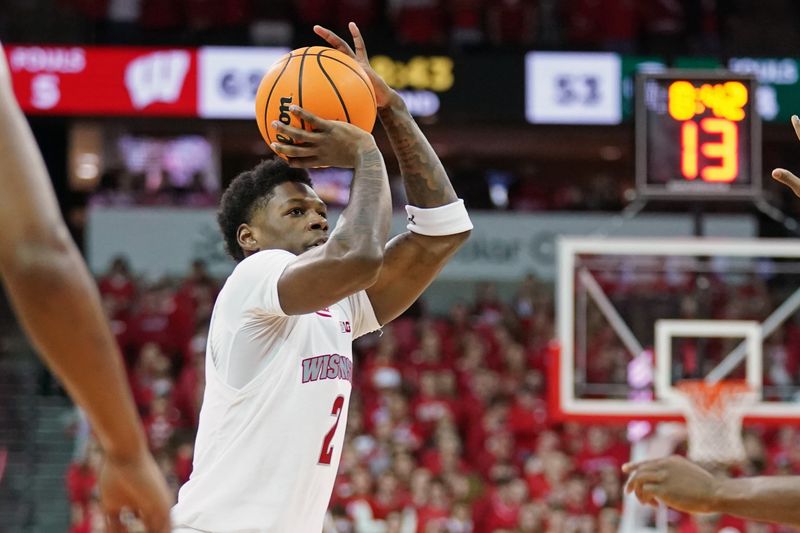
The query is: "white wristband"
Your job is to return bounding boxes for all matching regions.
[405,199,473,236]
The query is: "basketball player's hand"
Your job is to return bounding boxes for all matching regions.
[313,22,394,108]
[99,449,173,532]
[772,115,800,197]
[623,455,719,513]
[271,105,377,168]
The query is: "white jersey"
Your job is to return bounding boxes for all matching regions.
[172,249,380,533]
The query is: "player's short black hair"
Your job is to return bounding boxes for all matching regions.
[217,158,312,262]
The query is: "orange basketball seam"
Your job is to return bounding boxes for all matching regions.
[316,55,351,124]
[263,55,294,146]
[318,49,377,109]
[297,47,310,131]
[284,49,376,108]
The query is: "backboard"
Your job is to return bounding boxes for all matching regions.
[555,236,800,425]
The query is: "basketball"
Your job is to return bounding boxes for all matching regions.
[255,46,377,158]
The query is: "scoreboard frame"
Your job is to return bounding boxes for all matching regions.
[635,70,762,200]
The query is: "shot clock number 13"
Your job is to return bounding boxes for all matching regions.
[636,71,761,198]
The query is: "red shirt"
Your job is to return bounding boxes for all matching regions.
[482,492,520,532]
[66,463,96,505]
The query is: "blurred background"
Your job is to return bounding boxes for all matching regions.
[3,1,800,532]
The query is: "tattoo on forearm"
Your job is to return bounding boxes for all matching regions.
[379,104,458,208]
[343,147,391,247]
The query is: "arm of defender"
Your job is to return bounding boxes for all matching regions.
[0,44,147,466]
[772,115,800,196]
[0,45,171,530]
[270,107,392,315]
[623,456,800,527]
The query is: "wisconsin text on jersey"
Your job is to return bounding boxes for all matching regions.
[301,354,354,384]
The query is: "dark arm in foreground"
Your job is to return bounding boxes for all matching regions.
[0,45,171,531]
[624,455,800,527]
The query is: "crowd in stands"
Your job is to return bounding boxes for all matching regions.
[59,257,800,533]
[5,0,800,57]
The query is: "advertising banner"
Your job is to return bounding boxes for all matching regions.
[9,46,800,124]
[525,51,622,125]
[198,46,290,119]
[8,45,198,116]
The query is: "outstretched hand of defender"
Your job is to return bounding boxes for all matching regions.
[623,455,719,513]
[313,22,394,108]
[99,450,173,533]
[271,105,377,168]
[772,115,800,197]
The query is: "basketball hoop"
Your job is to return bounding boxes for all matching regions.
[673,379,758,467]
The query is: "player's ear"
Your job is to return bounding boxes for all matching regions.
[237,223,259,254]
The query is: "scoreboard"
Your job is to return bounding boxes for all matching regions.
[636,71,761,198]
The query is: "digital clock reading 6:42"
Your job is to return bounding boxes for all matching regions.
[636,71,761,199]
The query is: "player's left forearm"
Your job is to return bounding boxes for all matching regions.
[378,92,458,208]
[714,476,800,527]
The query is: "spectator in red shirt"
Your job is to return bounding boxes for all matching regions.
[130,342,174,414]
[508,386,548,455]
[173,439,194,485]
[421,425,467,476]
[142,395,180,452]
[524,450,571,501]
[575,426,629,475]
[66,441,102,508]
[413,371,456,440]
[128,287,174,353]
[97,256,136,319]
[475,430,518,480]
[173,338,206,427]
[415,477,451,533]
[371,471,409,520]
[476,476,526,532]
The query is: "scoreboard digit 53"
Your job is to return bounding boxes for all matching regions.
[636,71,761,198]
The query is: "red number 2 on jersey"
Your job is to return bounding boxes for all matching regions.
[318,395,345,465]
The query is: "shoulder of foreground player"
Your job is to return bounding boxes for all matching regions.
[226,248,298,287]
[236,248,297,270]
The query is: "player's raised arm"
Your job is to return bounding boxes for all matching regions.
[623,455,800,527]
[0,45,171,530]
[314,22,472,325]
[266,106,391,315]
[771,115,800,196]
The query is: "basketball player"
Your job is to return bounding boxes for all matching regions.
[170,23,472,533]
[0,45,171,530]
[623,455,800,527]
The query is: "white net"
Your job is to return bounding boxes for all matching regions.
[673,380,758,466]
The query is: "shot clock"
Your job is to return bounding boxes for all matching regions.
[636,71,761,199]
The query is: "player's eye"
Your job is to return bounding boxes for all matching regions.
[288,208,304,216]
[318,211,327,219]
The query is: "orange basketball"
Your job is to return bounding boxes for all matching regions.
[255,46,377,158]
